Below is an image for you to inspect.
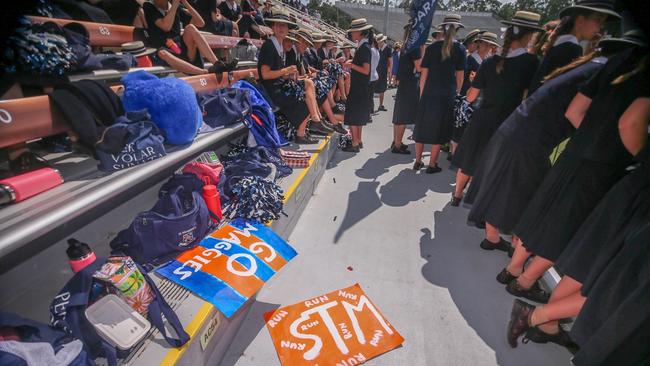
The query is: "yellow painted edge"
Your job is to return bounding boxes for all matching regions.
[161,133,332,364]
[160,302,214,366]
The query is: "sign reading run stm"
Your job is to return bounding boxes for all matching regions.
[264,284,404,365]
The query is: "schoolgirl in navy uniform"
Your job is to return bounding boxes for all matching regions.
[390,22,423,154]
[342,18,374,153]
[412,14,466,173]
[528,0,620,94]
[451,11,542,204]
[257,7,328,144]
[452,31,497,158]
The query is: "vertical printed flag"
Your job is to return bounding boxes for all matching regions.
[404,0,438,53]
[157,221,297,317]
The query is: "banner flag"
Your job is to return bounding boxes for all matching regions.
[264,283,404,365]
[404,0,438,53]
[157,221,297,317]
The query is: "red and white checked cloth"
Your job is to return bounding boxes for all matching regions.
[280,149,311,168]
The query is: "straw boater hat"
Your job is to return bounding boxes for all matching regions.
[266,7,298,29]
[559,0,620,21]
[376,33,388,43]
[477,32,500,47]
[120,41,156,57]
[347,18,373,32]
[463,29,485,43]
[501,11,544,31]
[439,14,464,29]
[431,25,443,37]
[311,32,328,43]
[341,44,356,49]
[295,29,314,47]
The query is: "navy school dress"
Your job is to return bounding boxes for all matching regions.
[454,52,482,143]
[528,38,583,94]
[257,38,309,127]
[464,57,608,231]
[515,47,650,262]
[344,41,372,126]
[391,48,422,125]
[375,45,392,94]
[452,49,539,176]
[570,220,650,366]
[413,41,466,145]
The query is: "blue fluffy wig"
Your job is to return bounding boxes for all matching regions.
[121,71,201,145]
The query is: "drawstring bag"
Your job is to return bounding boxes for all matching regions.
[96,110,166,172]
[0,312,93,366]
[49,259,189,366]
[196,87,252,130]
[232,80,288,148]
[110,184,211,268]
[181,162,224,186]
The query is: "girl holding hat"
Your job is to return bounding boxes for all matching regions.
[502,44,650,305]
[451,11,542,204]
[391,22,423,154]
[412,14,467,173]
[464,32,640,261]
[342,18,374,152]
[258,8,329,144]
[452,31,498,157]
[528,0,620,94]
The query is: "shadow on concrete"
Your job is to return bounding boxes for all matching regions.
[333,181,382,243]
[379,168,454,207]
[418,208,572,366]
[219,300,281,366]
[355,148,414,181]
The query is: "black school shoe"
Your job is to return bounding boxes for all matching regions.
[523,327,578,349]
[506,279,551,303]
[341,144,360,153]
[390,142,410,154]
[426,165,442,174]
[450,194,462,207]
[308,121,332,135]
[496,268,518,285]
[413,161,424,171]
[480,238,512,253]
[332,123,348,135]
[295,134,318,144]
[378,105,387,111]
[507,299,535,348]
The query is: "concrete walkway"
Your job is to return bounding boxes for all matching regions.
[221,90,572,366]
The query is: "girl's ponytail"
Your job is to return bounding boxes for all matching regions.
[496,27,514,74]
[441,25,458,60]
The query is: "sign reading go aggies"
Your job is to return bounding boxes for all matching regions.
[265,284,404,366]
[157,219,297,317]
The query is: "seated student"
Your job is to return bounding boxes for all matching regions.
[258,8,330,144]
[143,0,236,74]
[293,30,347,134]
[191,0,238,36]
[261,0,272,19]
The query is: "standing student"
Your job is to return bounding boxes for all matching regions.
[342,18,374,153]
[375,34,392,111]
[412,14,466,173]
[368,38,380,116]
[452,31,497,157]
[390,42,401,87]
[451,11,542,205]
[257,8,328,145]
[528,0,620,94]
[391,23,423,154]
[461,29,485,56]
[503,45,648,304]
[465,34,636,256]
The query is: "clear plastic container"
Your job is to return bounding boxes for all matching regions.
[85,294,151,350]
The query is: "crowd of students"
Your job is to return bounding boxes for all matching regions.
[256,10,394,147]
[376,0,648,363]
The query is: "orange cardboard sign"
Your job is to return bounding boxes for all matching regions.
[264,283,404,366]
